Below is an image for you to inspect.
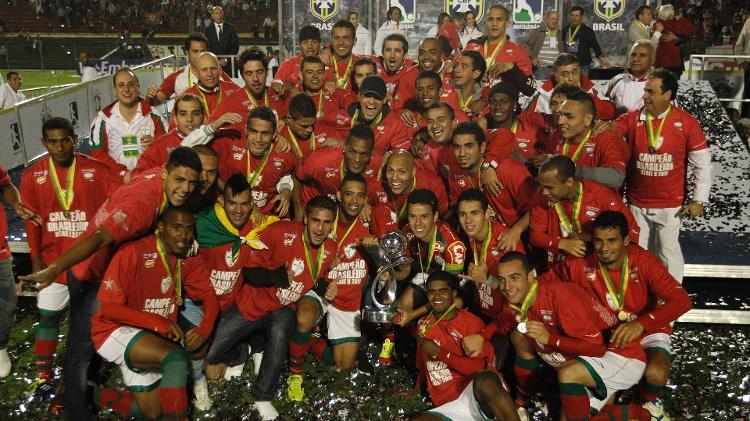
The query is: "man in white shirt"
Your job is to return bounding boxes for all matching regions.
[607,40,655,114]
[0,71,25,109]
[79,51,99,83]
[347,11,372,55]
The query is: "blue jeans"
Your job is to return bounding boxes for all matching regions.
[205,304,295,401]
[0,257,17,349]
[178,299,206,384]
[63,273,99,421]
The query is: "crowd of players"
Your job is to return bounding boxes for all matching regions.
[1,4,713,420]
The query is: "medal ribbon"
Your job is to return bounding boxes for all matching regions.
[567,25,581,44]
[636,21,651,38]
[351,109,384,128]
[333,56,354,88]
[419,301,458,336]
[554,180,584,235]
[598,254,630,313]
[198,86,222,118]
[246,89,268,108]
[396,177,418,219]
[156,237,182,304]
[330,210,357,251]
[317,90,324,117]
[473,223,492,266]
[458,89,473,110]
[286,126,312,159]
[246,149,272,187]
[561,130,591,162]
[510,119,518,134]
[483,36,507,68]
[508,280,538,323]
[646,105,672,153]
[302,230,325,280]
[48,156,76,213]
[417,227,438,274]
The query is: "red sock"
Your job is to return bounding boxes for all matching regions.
[639,381,665,402]
[559,382,591,421]
[513,356,540,407]
[96,388,136,417]
[289,330,315,375]
[592,403,651,421]
[309,336,327,360]
[159,386,188,421]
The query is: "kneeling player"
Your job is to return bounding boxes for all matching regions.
[400,271,519,421]
[91,207,219,420]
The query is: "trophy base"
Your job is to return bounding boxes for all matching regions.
[362,307,393,323]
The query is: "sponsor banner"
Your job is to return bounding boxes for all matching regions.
[0,107,25,169]
[78,59,152,76]
[512,0,543,30]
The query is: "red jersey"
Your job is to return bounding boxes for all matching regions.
[326,217,371,311]
[273,55,304,88]
[446,158,536,227]
[212,131,298,216]
[73,167,169,280]
[277,125,340,162]
[392,64,456,112]
[182,81,243,123]
[546,244,692,336]
[375,56,417,96]
[527,75,616,121]
[548,129,629,174]
[529,180,640,263]
[465,36,533,76]
[91,236,219,349]
[416,139,458,180]
[158,66,233,99]
[21,154,121,282]
[485,110,549,160]
[211,87,287,126]
[132,130,182,177]
[291,89,342,124]
[416,309,494,406]
[295,145,378,206]
[324,54,361,93]
[405,221,466,276]
[369,168,450,216]
[235,221,336,320]
[614,107,709,208]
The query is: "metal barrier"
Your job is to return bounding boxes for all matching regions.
[20,83,79,99]
[687,54,750,103]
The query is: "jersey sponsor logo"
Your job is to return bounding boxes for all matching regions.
[512,0,541,26]
[448,0,485,23]
[273,159,283,169]
[82,169,95,180]
[283,233,297,246]
[594,0,624,22]
[310,0,338,22]
[291,258,305,277]
[36,176,47,184]
[446,241,466,264]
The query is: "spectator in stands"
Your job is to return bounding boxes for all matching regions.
[654,4,695,80]
[606,40,656,114]
[627,6,663,48]
[562,5,608,75]
[734,12,750,116]
[79,51,99,83]
[0,72,26,109]
[374,6,405,57]
[522,9,563,81]
[347,11,372,56]
[459,11,481,48]
[205,6,240,76]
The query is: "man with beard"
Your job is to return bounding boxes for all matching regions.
[325,20,360,94]
[272,25,322,95]
[375,33,415,96]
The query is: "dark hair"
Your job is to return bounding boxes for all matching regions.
[238,47,269,72]
[7,71,19,81]
[551,83,584,100]
[288,93,317,120]
[650,68,678,100]
[192,144,217,159]
[539,155,576,182]
[426,270,459,290]
[457,188,488,212]
[488,4,510,19]
[300,55,325,71]
[42,117,75,139]
[353,56,378,90]
[570,5,584,15]
[553,53,579,71]
[223,172,251,198]
[159,205,195,224]
[425,102,455,120]
[347,124,375,150]
[635,5,652,20]
[247,106,277,133]
[420,37,445,54]
[112,67,138,87]
[306,194,337,216]
[407,188,438,214]
[592,211,629,238]
[332,19,356,37]
[498,251,531,273]
[459,50,487,82]
[452,121,486,146]
[165,146,203,174]
[185,33,209,50]
[173,93,205,115]
[564,89,597,122]
[386,6,401,21]
[383,33,409,54]
[340,172,368,190]
[299,25,321,42]
[416,70,442,90]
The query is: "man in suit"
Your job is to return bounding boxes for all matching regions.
[206,6,240,76]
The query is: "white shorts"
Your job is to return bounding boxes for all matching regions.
[98,327,162,392]
[640,333,673,356]
[577,352,646,411]
[303,290,361,342]
[424,380,495,421]
[37,282,70,312]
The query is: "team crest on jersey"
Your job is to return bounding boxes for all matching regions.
[674,121,683,128]
[585,146,595,154]
[447,241,466,264]
[310,0,338,21]
[458,179,466,188]
[161,276,172,294]
[518,142,528,149]
[586,270,597,282]
[594,0,624,22]
[389,0,417,23]
[225,249,237,267]
[291,258,305,277]
[512,0,541,25]
[447,0,484,23]
[82,170,95,180]
[273,159,283,169]
[344,244,356,259]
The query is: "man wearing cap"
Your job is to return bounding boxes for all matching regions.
[273,26,322,96]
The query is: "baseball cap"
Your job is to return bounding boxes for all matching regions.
[359,75,387,100]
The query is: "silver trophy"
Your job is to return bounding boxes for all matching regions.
[362,231,412,323]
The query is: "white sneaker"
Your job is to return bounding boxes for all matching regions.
[252,352,264,376]
[516,407,529,421]
[192,381,212,411]
[253,400,279,420]
[643,398,671,421]
[223,362,245,380]
[0,348,11,378]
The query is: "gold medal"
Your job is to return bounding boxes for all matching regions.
[63,210,71,219]
[517,322,528,333]
[336,78,346,88]
[617,310,629,321]
[176,296,183,306]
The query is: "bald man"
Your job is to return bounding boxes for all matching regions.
[205,6,240,75]
[181,52,241,125]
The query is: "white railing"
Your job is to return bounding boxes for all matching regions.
[688,54,750,103]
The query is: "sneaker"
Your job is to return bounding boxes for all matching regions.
[252,352,264,376]
[223,362,245,380]
[0,348,10,378]
[192,381,212,411]
[286,374,304,401]
[378,339,395,364]
[28,379,55,400]
[644,398,671,421]
[516,407,530,421]
[253,400,279,420]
